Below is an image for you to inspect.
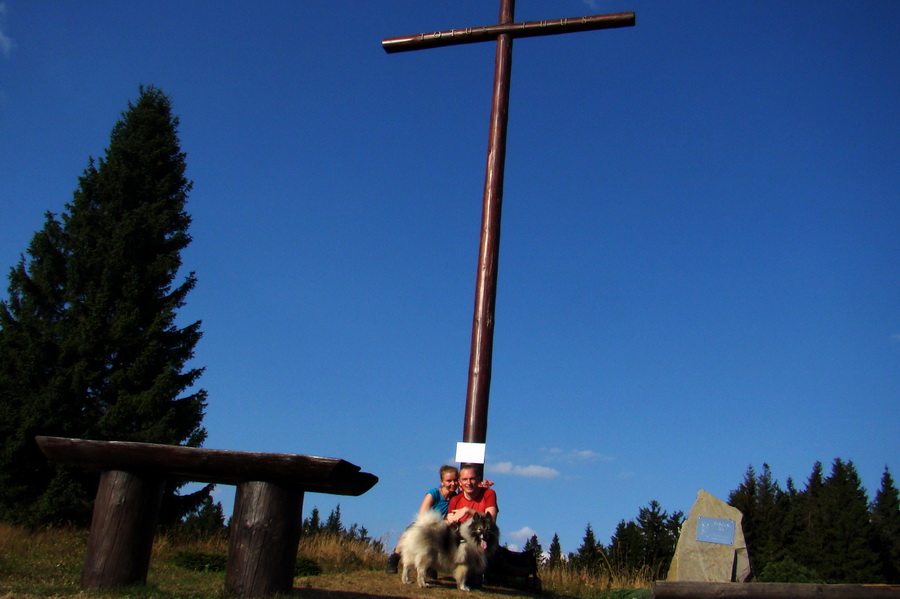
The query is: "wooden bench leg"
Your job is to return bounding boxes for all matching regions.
[226,481,304,598]
[81,470,165,589]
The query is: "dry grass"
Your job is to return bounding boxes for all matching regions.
[538,563,652,598]
[0,523,649,599]
[297,534,387,573]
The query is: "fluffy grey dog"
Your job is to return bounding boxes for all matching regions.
[398,510,499,591]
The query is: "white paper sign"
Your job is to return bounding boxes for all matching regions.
[455,442,486,464]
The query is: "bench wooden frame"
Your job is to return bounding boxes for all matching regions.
[36,436,377,598]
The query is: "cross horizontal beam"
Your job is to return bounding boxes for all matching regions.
[382,11,635,53]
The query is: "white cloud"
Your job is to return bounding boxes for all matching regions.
[508,526,537,543]
[0,3,14,57]
[488,461,560,479]
[573,449,602,460]
[504,526,538,552]
[541,447,613,463]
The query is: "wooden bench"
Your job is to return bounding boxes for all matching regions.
[36,436,377,598]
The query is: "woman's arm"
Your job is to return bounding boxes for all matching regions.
[417,492,436,515]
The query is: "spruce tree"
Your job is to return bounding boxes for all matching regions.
[303,507,322,535]
[573,523,601,571]
[0,214,87,522]
[523,534,543,564]
[325,504,344,535]
[0,86,206,526]
[779,475,804,561]
[729,465,758,516]
[547,533,563,569]
[792,461,827,578]
[871,467,900,582]
[607,519,641,571]
[358,526,371,543]
[817,459,881,582]
[62,86,206,447]
[605,501,682,577]
[753,464,787,568]
[728,464,789,574]
[636,500,682,577]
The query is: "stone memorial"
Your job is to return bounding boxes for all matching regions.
[666,489,752,582]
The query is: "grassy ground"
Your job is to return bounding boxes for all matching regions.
[0,524,650,599]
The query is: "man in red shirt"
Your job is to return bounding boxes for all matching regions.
[446,465,499,524]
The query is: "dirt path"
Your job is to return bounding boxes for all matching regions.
[294,571,542,599]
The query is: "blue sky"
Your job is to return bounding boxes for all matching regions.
[1,1,898,555]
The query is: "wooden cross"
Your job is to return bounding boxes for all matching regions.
[383,2,635,473]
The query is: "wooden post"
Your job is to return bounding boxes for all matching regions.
[226,481,305,598]
[455,0,515,481]
[81,470,165,589]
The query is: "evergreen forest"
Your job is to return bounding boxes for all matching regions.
[539,459,899,584]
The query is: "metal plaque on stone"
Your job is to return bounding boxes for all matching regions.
[696,517,735,545]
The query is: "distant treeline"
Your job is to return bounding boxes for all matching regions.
[527,459,899,584]
[181,500,384,553]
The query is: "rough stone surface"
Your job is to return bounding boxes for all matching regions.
[666,489,752,582]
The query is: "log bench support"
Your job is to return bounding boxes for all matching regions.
[226,481,304,597]
[82,470,165,589]
[82,475,305,596]
[35,436,377,598]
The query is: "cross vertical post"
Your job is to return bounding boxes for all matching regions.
[384,4,635,477]
[463,0,514,465]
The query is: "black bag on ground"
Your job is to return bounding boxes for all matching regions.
[486,547,542,593]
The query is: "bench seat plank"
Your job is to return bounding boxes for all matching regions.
[35,436,377,495]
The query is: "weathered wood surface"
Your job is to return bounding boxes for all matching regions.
[81,470,165,589]
[651,581,900,598]
[382,11,635,53]
[226,481,304,597]
[35,435,377,495]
